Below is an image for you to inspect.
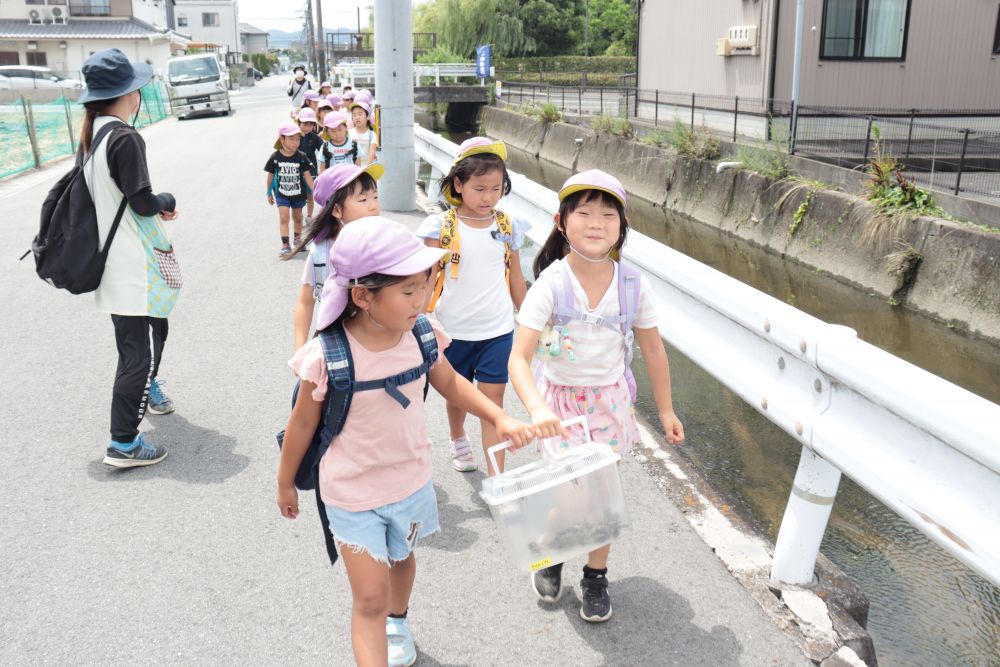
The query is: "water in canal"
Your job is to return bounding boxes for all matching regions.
[417,113,1000,665]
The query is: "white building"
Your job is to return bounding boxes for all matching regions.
[172,0,239,61]
[0,0,188,79]
[239,22,268,56]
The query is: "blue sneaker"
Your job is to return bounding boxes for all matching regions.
[386,616,417,667]
[103,433,167,468]
[147,378,174,415]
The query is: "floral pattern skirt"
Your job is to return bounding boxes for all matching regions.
[538,375,641,455]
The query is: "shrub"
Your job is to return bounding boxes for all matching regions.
[864,124,942,217]
[536,102,561,123]
[736,119,790,180]
[665,117,721,160]
[592,114,633,138]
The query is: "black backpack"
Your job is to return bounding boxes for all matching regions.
[25,120,128,294]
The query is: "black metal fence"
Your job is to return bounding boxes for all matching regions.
[498,80,1000,201]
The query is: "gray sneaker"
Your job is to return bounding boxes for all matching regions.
[103,433,167,468]
[531,563,563,603]
[147,378,174,415]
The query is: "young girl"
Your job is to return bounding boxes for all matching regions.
[326,93,343,110]
[287,163,383,350]
[264,121,314,256]
[303,89,321,113]
[277,217,534,667]
[318,80,332,97]
[349,100,378,167]
[319,111,358,172]
[296,108,322,217]
[417,137,531,474]
[315,98,334,141]
[509,169,685,623]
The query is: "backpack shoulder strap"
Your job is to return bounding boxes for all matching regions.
[412,314,439,401]
[617,261,641,334]
[81,119,125,166]
[311,239,329,300]
[318,325,355,440]
[427,210,459,312]
[494,210,513,288]
[549,262,577,326]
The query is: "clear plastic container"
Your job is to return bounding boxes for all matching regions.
[480,417,631,572]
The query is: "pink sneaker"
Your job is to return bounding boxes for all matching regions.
[449,436,477,472]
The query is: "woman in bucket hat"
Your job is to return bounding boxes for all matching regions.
[77,48,181,468]
[286,65,312,111]
[277,217,535,667]
[286,163,384,350]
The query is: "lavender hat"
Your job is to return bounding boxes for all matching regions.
[355,90,373,103]
[327,93,343,107]
[323,110,350,130]
[304,90,321,102]
[349,100,372,117]
[558,169,626,207]
[273,120,301,149]
[316,217,448,329]
[297,107,318,124]
[313,163,384,208]
[343,90,357,100]
[317,98,334,110]
[442,137,508,206]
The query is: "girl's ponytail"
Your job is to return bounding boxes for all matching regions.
[80,98,118,153]
[533,225,568,278]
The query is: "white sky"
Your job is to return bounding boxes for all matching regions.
[237,0,428,33]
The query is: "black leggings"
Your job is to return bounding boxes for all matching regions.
[110,315,168,444]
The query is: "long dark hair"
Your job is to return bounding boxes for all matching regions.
[80,97,119,153]
[323,270,431,331]
[283,172,377,260]
[439,153,511,206]
[533,189,629,278]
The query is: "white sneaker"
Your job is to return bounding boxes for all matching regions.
[386,616,417,667]
[449,436,478,472]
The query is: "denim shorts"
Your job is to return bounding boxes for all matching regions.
[444,330,514,384]
[274,193,306,209]
[324,479,439,564]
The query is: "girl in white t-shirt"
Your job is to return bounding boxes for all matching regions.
[285,163,384,350]
[508,169,685,624]
[349,100,378,166]
[416,138,531,475]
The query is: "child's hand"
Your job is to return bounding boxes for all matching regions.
[660,410,685,445]
[493,416,535,450]
[267,194,275,206]
[159,209,178,222]
[277,482,298,519]
[529,407,567,439]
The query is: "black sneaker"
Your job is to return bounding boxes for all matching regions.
[531,563,563,603]
[580,573,612,622]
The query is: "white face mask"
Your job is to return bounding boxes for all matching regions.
[295,72,305,81]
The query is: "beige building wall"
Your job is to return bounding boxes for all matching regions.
[773,0,1000,109]
[638,0,777,101]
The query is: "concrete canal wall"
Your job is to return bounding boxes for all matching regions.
[481,107,1000,343]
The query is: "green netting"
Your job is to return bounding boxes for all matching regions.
[0,81,173,179]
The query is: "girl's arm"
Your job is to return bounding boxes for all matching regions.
[634,326,685,445]
[276,380,324,518]
[508,325,566,439]
[422,237,442,312]
[293,283,315,351]
[508,250,528,310]
[303,170,315,192]
[363,131,377,167]
[266,173,274,205]
[429,355,534,448]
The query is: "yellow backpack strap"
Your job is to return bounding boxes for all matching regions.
[427,210,460,312]
[495,210,513,287]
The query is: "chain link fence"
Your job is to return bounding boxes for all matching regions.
[498,80,1000,201]
[0,80,171,180]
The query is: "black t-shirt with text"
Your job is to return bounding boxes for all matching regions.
[263,150,311,200]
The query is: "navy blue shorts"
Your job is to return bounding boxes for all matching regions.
[444,331,514,385]
[274,194,306,209]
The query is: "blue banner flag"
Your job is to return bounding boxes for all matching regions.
[476,44,492,79]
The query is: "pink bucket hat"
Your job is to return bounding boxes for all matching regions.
[313,163,384,208]
[558,169,627,207]
[442,137,508,206]
[316,217,448,330]
[327,93,342,107]
[323,110,350,130]
[273,120,301,149]
[297,107,318,124]
[303,90,321,102]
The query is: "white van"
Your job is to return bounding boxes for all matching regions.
[165,54,231,119]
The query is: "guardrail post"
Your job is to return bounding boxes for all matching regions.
[863,116,873,163]
[771,447,843,585]
[733,96,739,142]
[22,98,41,168]
[561,86,565,113]
[905,109,916,157]
[435,65,440,87]
[690,93,696,131]
[599,87,604,115]
[578,86,583,115]
[954,128,970,196]
[654,90,659,127]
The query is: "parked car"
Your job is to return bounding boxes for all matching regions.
[253,68,263,81]
[165,53,231,119]
[0,66,84,90]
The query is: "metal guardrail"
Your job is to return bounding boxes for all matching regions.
[414,123,1000,589]
[335,64,493,88]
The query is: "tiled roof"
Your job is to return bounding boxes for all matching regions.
[239,22,268,35]
[0,18,169,40]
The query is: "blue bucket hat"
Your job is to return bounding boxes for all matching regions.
[78,48,152,104]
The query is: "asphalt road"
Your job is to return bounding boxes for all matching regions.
[0,76,808,666]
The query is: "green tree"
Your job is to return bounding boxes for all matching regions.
[521,0,581,56]
[583,0,636,56]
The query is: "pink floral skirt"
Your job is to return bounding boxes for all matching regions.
[538,375,641,455]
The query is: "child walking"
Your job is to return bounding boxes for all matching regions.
[277,217,534,667]
[264,121,314,257]
[417,137,530,474]
[296,108,322,216]
[319,111,358,171]
[508,170,685,623]
[349,99,378,167]
[287,163,383,349]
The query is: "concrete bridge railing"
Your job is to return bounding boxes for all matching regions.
[414,123,1000,590]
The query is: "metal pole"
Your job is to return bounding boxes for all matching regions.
[905,109,916,157]
[863,116,873,163]
[733,95,739,141]
[578,86,582,115]
[315,0,327,81]
[600,86,604,115]
[62,94,75,151]
[374,0,415,210]
[771,447,843,585]
[790,100,799,154]
[955,128,970,196]
[562,86,565,113]
[790,0,804,153]
[690,93,695,131]
[654,89,658,126]
[305,0,316,75]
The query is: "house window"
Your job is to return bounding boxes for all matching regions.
[178,15,188,27]
[27,52,48,67]
[202,12,220,27]
[820,0,911,60]
[0,52,19,66]
[26,0,44,4]
[994,5,1000,55]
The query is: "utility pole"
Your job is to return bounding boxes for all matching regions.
[374,0,415,210]
[315,0,326,81]
[305,0,317,74]
[791,0,804,143]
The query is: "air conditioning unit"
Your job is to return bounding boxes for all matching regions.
[28,9,43,25]
[728,25,759,51]
[716,38,732,57]
[51,7,68,25]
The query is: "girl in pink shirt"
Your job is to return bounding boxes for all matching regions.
[277,216,534,667]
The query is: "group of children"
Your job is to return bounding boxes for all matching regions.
[265,78,379,256]
[274,134,686,667]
